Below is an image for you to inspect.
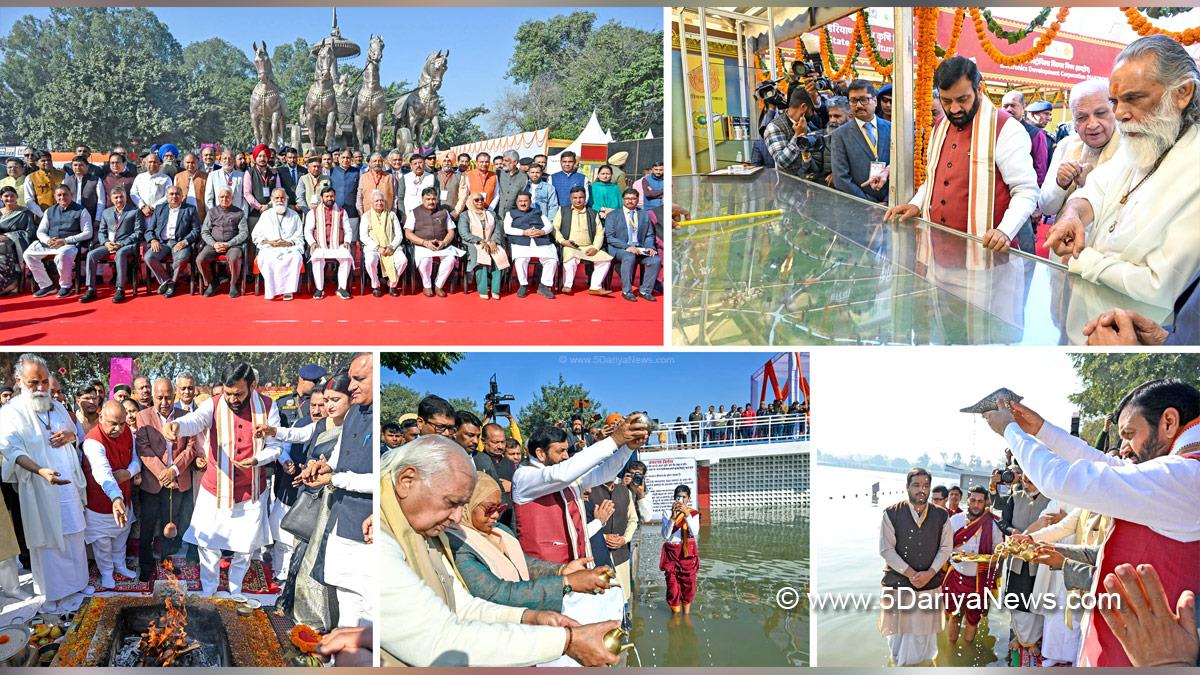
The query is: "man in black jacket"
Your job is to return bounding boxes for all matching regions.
[143,185,201,297]
[81,186,145,303]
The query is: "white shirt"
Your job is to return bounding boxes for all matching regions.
[909,115,1039,243]
[502,210,554,243]
[660,507,700,545]
[164,206,181,240]
[1068,125,1200,309]
[855,115,880,158]
[81,436,142,502]
[36,207,93,245]
[130,171,171,211]
[511,436,633,505]
[1003,421,1199,543]
[359,210,405,251]
[205,168,246,211]
[402,171,436,220]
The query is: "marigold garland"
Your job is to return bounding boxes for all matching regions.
[969,7,1069,67]
[858,10,894,79]
[941,8,966,63]
[913,7,941,187]
[982,7,1054,45]
[1121,7,1200,45]
[820,20,861,81]
[290,624,322,654]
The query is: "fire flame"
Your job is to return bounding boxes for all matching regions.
[138,560,195,667]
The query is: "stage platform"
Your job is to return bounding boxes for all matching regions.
[672,170,1166,345]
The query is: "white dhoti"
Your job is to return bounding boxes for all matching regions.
[561,257,612,291]
[32,531,90,611]
[324,533,374,627]
[84,507,136,586]
[511,243,558,288]
[267,496,295,581]
[363,248,408,288]
[183,488,272,596]
[309,247,353,292]
[413,246,462,289]
[257,249,303,299]
[879,587,943,666]
[0,557,21,596]
[23,242,79,289]
[1010,609,1044,647]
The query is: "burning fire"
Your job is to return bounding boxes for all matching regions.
[138,560,200,666]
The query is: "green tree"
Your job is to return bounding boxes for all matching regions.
[438,103,489,148]
[515,375,607,439]
[381,352,463,377]
[493,13,663,140]
[1068,353,1200,420]
[0,7,191,148]
[182,38,255,148]
[380,384,422,427]
[268,38,316,130]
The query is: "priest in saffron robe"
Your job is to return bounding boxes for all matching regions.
[885,56,1038,264]
[942,486,1002,645]
[982,380,1199,667]
[165,362,283,597]
[660,484,700,614]
[81,400,141,589]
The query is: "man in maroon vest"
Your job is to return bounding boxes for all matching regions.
[878,467,952,666]
[511,417,648,566]
[984,379,1199,667]
[81,400,141,589]
[164,361,283,596]
[885,56,1039,259]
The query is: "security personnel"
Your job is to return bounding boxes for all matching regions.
[277,364,327,427]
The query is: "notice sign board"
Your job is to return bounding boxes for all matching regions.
[642,456,698,522]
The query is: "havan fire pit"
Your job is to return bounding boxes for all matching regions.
[52,595,287,667]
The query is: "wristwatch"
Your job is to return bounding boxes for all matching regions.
[562,583,573,596]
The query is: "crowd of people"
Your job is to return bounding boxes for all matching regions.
[760,34,1198,344]
[675,399,810,447]
[0,142,665,303]
[877,378,1198,668]
[0,353,376,664]
[378,394,703,666]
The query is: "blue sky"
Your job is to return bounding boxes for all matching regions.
[0,6,662,112]
[384,352,811,422]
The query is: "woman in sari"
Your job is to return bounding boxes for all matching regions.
[661,484,701,614]
[457,192,509,300]
[0,185,35,294]
[588,165,622,219]
[262,373,353,631]
[447,472,612,611]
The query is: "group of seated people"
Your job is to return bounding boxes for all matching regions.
[0,142,666,303]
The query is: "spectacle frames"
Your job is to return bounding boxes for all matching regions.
[477,502,508,517]
[427,421,456,434]
[849,96,874,105]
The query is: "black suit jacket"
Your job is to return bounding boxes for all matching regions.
[277,164,301,206]
[148,202,201,245]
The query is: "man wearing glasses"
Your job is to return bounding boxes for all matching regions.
[830,79,891,204]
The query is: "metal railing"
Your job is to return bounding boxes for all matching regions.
[643,413,810,451]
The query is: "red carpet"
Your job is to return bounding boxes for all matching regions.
[0,280,663,346]
[87,557,277,594]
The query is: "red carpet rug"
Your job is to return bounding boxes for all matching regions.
[0,281,663,346]
[87,557,277,595]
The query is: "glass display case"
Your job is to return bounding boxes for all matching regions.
[672,170,1170,345]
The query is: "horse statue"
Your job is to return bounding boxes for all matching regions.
[301,38,339,150]
[249,41,288,147]
[353,34,387,155]
[392,49,448,156]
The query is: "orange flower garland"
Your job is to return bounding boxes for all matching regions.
[859,11,894,78]
[941,8,966,63]
[969,7,1069,67]
[820,19,861,81]
[1121,7,1200,46]
[913,7,940,187]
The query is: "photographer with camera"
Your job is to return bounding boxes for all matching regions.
[623,460,653,523]
[763,86,822,177]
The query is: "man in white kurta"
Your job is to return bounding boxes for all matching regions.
[399,155,436,219]
[252,187,305,300]
[360,191,407,295]
[0,356,91,612]
[503,192,558,298]
[165,366,282,596]
[81,400,140,589]
[304,186,354,299]
[1046,36,1200,310]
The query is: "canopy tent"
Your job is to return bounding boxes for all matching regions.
[549,110,614,174]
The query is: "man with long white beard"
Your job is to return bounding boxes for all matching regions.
[1039,79,1121,224]
[163,361,283,597]
[0,354,91,612]
[252,187,305,301]
[1047,35,1200,310]
[81,400,141,589]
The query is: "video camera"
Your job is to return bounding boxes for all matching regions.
[791,56,832,92]
[755,78,787,109]
[485,374,515,417]
[797,131,826,153]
